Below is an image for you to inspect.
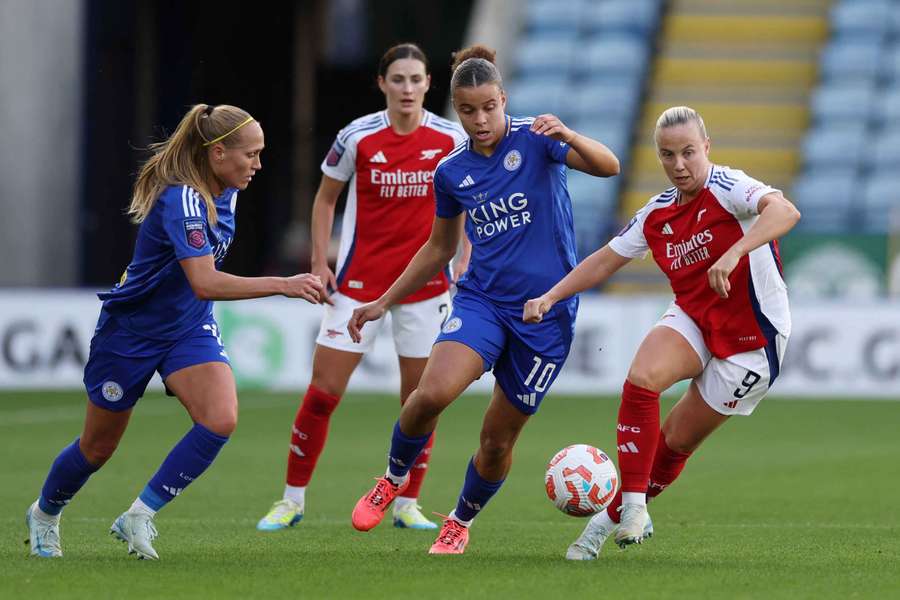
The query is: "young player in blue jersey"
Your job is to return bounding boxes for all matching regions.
[346,45,620,554]
[24,104,325,560]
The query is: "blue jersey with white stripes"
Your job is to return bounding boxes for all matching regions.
[434,116,577,307]
[98,184,238,340]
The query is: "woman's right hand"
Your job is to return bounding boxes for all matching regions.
[348,300,387,343]
[523,294,555,323]
[284,273,328,304]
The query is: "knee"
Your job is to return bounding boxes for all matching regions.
[626,365,669,393]
[202,409,237,437]
[79,437,119,467]
[408,384,452,419]
[302,386,341,418]
[660,424,697,454]
[478,431,514,463]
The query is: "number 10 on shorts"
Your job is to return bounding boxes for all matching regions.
[524,356,557,394]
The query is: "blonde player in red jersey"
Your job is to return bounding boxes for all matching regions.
[257,43,467,532]
[523,106,801,560]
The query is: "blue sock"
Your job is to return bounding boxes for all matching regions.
[39,439,99,515]
[138,423,229,511]
[387,420,433,479]
[454,458,505,523]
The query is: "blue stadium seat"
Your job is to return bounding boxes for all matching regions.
[570,76,642,122]
[577,34,650,78]
[801,122,867,169]
[881,43,900,82]
[791,169,857,232]
[873,85,900,125]
[513,34,577,78]
[819,40,883,82]
[860,173,900,233]
[525,0,584,34]
[810,83,875,122]
[569,116,631,162]
[583,0,661,35]
[867,129,900,170]
[830,0,893,39]
[506,76,570,121]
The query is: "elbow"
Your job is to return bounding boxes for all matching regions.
[192,285,213,301]
[606,156,621,177]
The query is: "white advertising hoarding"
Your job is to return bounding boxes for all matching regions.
[0,291,897,398]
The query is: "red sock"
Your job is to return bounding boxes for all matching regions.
[616,380,660,494]
[400,432,434,499]
[647,431,691,500]
[605,489,623,523]
[285,385,340,487]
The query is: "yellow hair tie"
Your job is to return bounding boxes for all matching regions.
[202,116,254,146]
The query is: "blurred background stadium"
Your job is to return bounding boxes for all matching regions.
[1,0,898,395]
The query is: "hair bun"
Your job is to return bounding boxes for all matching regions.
[451,44,496,72]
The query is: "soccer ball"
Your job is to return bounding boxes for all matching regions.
[545,444,618,517]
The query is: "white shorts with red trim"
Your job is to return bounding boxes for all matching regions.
[315,291,451,358]
[655,302,788,416]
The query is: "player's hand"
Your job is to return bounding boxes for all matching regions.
[284,273,328,304]
[348,300,387,343]
[451,256,469,283]
[311,261,338,304]
[707,248,741,299]
[523,294,554,323]
[531,114,576,144]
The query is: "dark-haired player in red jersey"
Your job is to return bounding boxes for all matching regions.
[257,43,467,532]
[524,105,801,560]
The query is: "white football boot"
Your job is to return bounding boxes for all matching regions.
[566,511,654,560]
[25,501,62,558]
[614,503,651,548]
[110,510,159,560]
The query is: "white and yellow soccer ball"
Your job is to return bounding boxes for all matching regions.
[545,444,618,517]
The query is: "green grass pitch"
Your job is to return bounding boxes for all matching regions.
[2,390,898,599]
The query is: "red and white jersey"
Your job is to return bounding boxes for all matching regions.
[609,165,790,358]
[321,110,466,303]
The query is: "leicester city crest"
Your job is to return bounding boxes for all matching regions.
[101,381,124,402]
[503,149,522,172]
[442,317,462,334]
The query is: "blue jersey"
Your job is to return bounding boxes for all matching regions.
[98,184,238,340]
[434,116,577,307]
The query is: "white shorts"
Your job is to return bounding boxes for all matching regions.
[315,291,451,358]
[655,302,788,416]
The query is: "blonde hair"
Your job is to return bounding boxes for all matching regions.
[128,104,254,225]
[654,106,708,145]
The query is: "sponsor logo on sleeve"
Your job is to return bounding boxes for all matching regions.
[325,140,345,167]
[184,220,207,249]
[745,184,763,202]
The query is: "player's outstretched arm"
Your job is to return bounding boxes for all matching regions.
[523,245,631,323]
[309,175,346,302]
[348,213,463,342]
[180,255,326,304]
[530,113,620,177]
[707,192,801,298]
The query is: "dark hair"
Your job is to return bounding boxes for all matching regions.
[378,43,429,78]
[450,44,502,92]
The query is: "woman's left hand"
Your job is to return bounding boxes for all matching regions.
[707,248,741,299]
[530,114,575,144]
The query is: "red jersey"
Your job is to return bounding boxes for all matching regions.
[321,110,466,303]
[609,165,791,358]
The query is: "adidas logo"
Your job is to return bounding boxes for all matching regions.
[662,222,674,235]
[618,442,639,453]
[458,174,475,188]
[723,399,740,409]
[516,392,537,407]
[162,485,184,497]
[369,150,387,164]
[290,444,306,457]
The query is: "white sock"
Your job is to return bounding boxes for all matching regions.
[622,492,646,507]
[32,501,60,523]
[591,508,616,530]
[448,509,472,527]
[393,496,416,510]
[129,497,157,517]
[384,469,408,488]
[283,485,305,506]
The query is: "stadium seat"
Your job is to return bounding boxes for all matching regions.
[866,129,900,170]
[860,173,900,233]
[525,0,584,34]
[506,76,570,121]
[568,116,631,162]
[582,0,661,36]
[873,85,900,125]
[513,35,577,78]
[791,169,857,232]
[800,122,867,169]
[570,77,642,122]
[578,34,650,78]
[830,0,893,39]
[810,82,875,122]
[819,40,883,82]
[881,43,900,82]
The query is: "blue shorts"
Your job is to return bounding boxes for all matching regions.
[83,311,230,412]
[435,290,577,415]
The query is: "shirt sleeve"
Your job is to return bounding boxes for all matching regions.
[710,167,779,219]
[607,204,651,259]
[162,186,213,260]
[320,127,358,182]
[433,168,462,218]
[533,129,570,164]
